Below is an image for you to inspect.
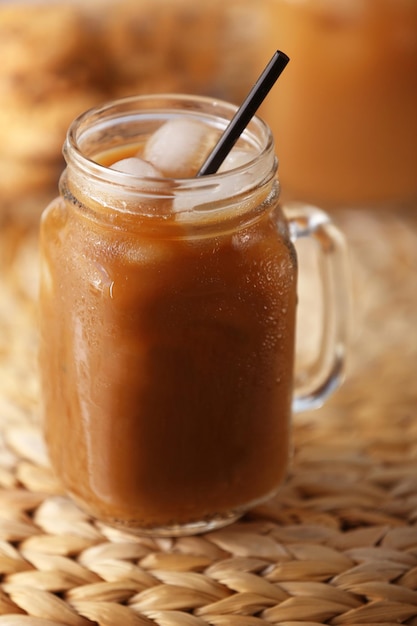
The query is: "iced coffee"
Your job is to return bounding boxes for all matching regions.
[40,94,349,535]
[39,96,298,534]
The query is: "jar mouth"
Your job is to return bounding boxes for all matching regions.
[65,94,277,196]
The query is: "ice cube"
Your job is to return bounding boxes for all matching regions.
[110,157,162,178]
[218,148,255,173]
[143,118,218,178]
[109,156,172,214]
[173,174,254,218]
[173,147,261,219]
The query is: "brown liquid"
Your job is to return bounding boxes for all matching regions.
[39,148,297,531]
[260,0,417,207]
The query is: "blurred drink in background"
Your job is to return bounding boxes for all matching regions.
[260,0,417,208]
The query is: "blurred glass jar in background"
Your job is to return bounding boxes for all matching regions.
[260,0,417,209]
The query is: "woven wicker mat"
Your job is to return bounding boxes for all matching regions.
[1,206,417,626]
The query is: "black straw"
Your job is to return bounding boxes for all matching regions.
[197,50,290,177]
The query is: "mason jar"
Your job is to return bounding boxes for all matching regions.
[39,95,349,536]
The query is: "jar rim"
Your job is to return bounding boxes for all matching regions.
[64,93,277,194]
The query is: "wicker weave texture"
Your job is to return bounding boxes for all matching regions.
[1,207,417,625]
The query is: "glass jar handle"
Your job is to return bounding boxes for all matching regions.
[283,202,350,413]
